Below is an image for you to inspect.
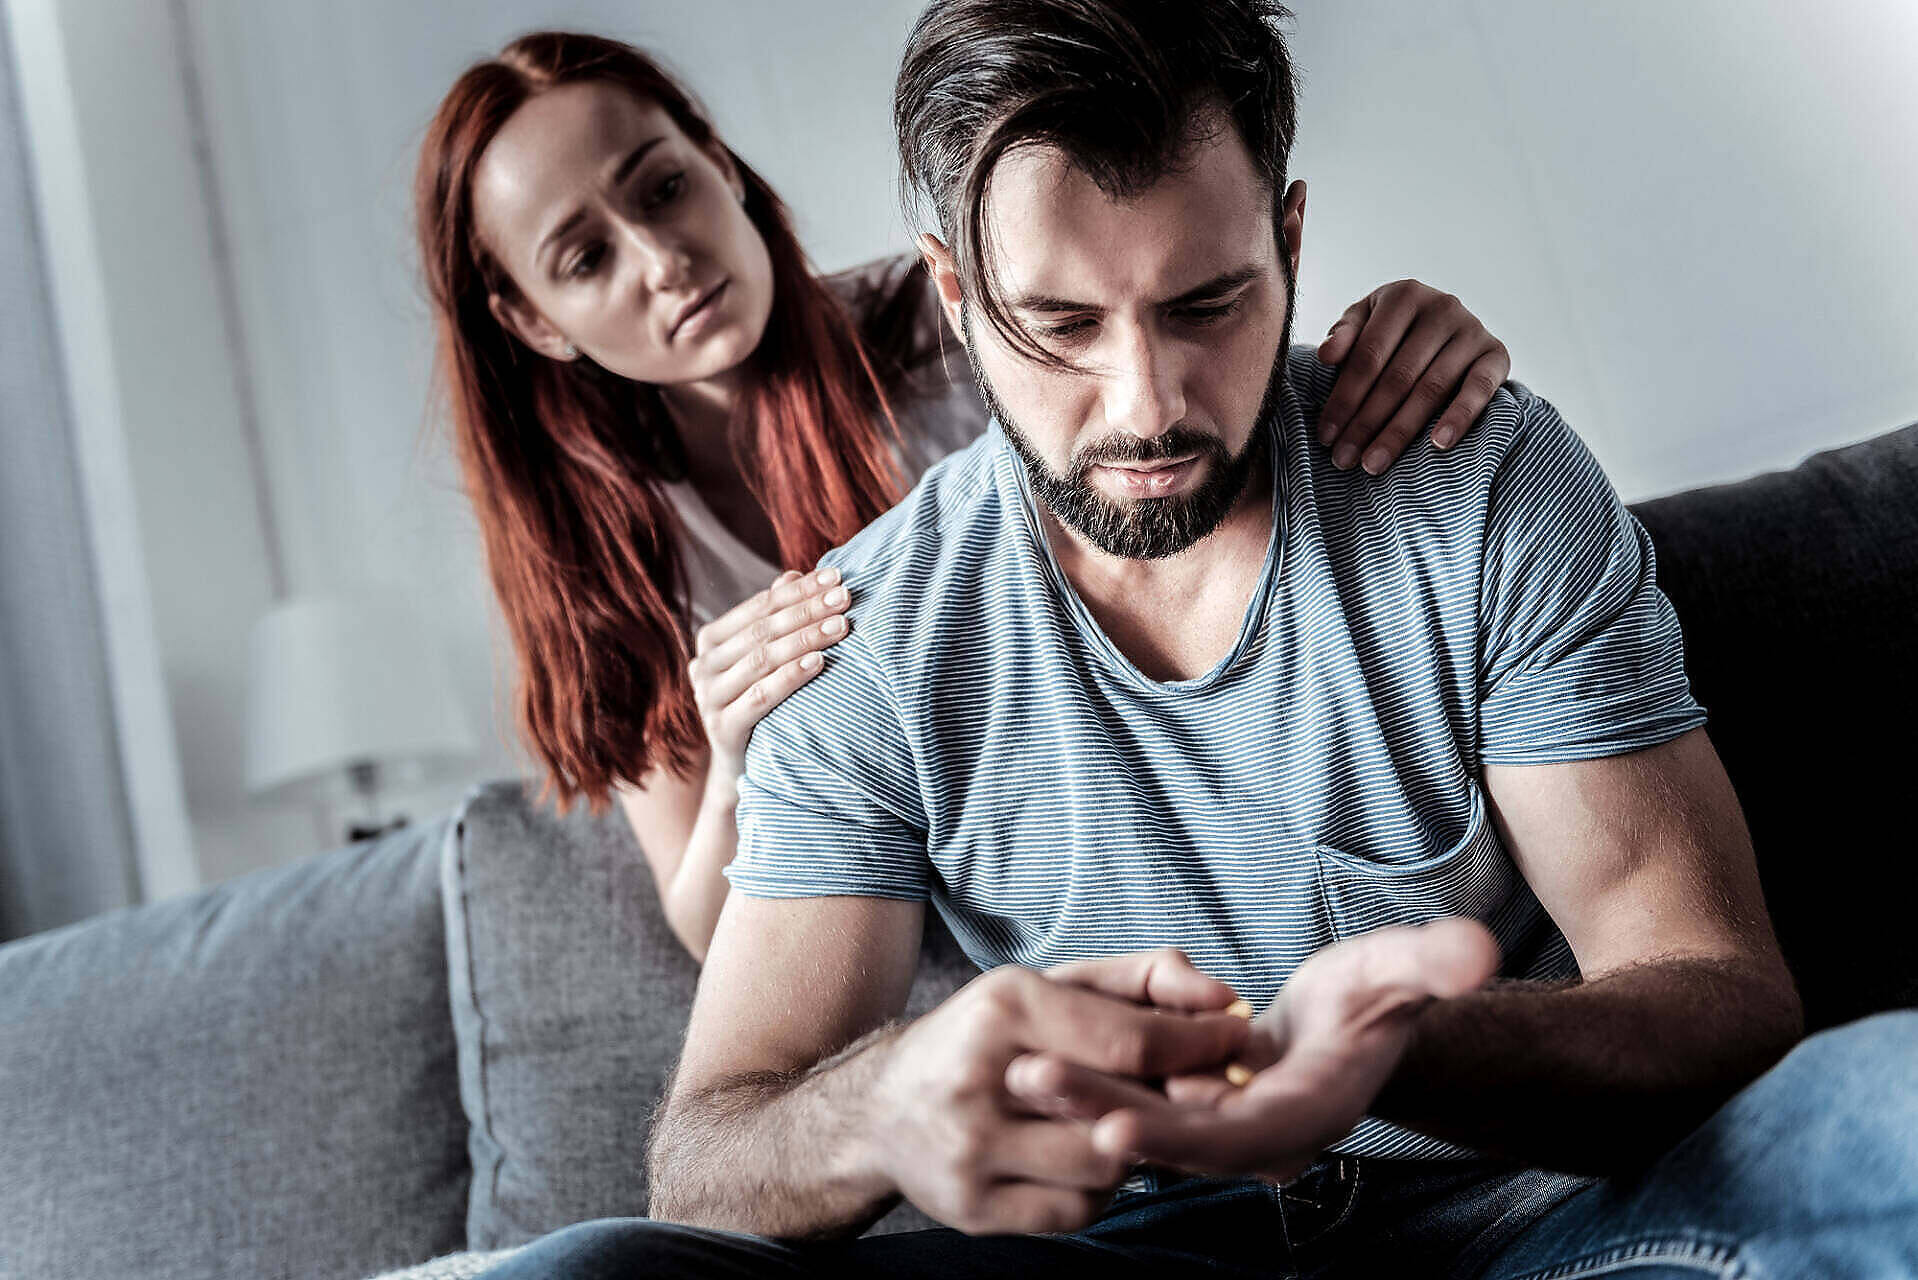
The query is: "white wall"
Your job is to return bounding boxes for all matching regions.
[17,0,1918,884]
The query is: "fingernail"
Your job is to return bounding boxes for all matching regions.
[825,586,849,606]
[816,567,839,586]
[1332,443,1359,469]
[1433,428,1457,450]
[822,614,846,635]
[1362,449,1389,474]
[800,651,822,670]
[1318,422,1340,446]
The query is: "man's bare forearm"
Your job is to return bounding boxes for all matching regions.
[646,1022,906,1240]
[1372,955,1803,1175]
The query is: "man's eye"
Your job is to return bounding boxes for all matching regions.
[564,244,606,281]
[1036,317,1096,340]
[1178,298,1243,325]
[645,172,687,211]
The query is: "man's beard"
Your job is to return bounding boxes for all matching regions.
[971,304,1293,561]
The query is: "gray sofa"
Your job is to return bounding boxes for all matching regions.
[2,424,1913,1280]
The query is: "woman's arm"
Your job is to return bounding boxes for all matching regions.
[620,567,853,962]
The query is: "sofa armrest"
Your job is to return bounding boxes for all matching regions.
[0,818,470,1280]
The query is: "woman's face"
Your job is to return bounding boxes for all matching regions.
[471,81,775,389]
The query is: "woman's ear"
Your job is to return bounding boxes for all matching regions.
[488,286,577,362]
[917,233,966,342]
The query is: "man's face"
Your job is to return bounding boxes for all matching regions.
[951,115,1302,560]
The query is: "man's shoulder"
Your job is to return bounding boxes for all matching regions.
[819,429,1011,635]
[1283,345,1573,506]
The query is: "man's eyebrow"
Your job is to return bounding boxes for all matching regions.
[1011,264,1264,314]
[536,136,668,265]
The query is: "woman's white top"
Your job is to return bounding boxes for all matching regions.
[664,253,989,627]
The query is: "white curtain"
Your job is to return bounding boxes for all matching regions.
[0,16,140,941]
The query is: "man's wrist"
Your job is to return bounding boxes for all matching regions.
[824,1021,910,1201]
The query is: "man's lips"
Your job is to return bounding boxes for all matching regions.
[668,279,728,341]
[1091,455,1200,497]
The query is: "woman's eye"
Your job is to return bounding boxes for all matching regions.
[564,243,606,281]
[645,172,687,211]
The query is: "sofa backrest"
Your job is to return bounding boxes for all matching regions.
[1631,422,1918,1031]
[442,781,976,1249]
[0,818,468,1280]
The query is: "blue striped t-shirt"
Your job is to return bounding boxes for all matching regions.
[728,347,1706,1161]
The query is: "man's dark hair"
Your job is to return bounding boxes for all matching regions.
[894,0,1299,368]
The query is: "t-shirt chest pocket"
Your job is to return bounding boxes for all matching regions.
[1312,784,1519,942]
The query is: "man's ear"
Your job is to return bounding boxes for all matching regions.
[488,286,576,362]
[917,232,966,343]
[1280,179,1307,281]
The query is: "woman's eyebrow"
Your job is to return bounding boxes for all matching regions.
[536,136,668,264]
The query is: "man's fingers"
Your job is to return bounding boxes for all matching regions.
[1044,946,1241,1012]
[954,1181,1108,1237]
[978,1116,1133,1190]
[1091,1101,1269,1177]
[1004,1052,1179,1124]
[1162,1071,1237,1108]
[996,969,1248,1079]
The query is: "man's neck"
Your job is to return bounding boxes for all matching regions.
[1043,461,1275,682]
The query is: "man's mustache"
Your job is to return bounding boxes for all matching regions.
[1069,427,1229,475]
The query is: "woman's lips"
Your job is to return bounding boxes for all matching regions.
[670,279,729,342]
[1092,456,1199,498]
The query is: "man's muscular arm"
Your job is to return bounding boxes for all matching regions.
[1369,728,1803,1174]
[645,893,919,1239]
[647,891,1252,1240]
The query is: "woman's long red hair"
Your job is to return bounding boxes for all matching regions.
[416,32,905,808]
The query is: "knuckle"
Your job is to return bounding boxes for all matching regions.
[1378,362,1418,395]
[749,616,776,645]
[1100,1024,1150,1075]
[1351,339,1391,373]
[1415,372,1454,404]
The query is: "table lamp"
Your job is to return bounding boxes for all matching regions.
[245,591,479,842]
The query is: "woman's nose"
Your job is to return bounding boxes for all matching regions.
[617,221,696,294]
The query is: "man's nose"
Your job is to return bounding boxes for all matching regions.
[1101,324,1187,439]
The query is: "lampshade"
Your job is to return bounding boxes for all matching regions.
[244,591,478,797]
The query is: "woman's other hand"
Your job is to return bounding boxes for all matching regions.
[1315,280,1511,475]
[690,567,851,777]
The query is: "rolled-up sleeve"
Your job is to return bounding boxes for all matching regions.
[1476,391,1707,764]
[726,632,930,901]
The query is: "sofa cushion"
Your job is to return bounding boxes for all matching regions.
[0,818,468,1280]
[1631,422,1918,1031]
[444,781,980,1248]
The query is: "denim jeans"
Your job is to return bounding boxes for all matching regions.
[478,1011,1918,1278]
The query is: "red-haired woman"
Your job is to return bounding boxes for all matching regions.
[415,32,1513,962]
